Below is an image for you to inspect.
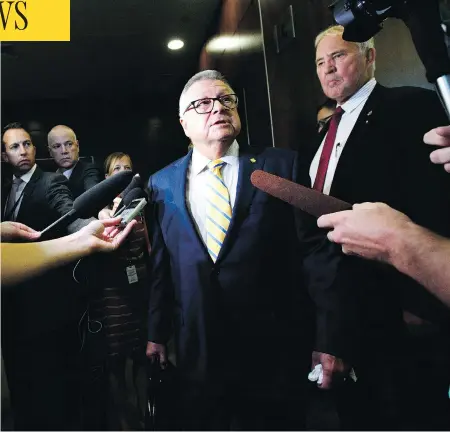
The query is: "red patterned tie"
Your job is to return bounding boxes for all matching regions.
[313,106,344,192]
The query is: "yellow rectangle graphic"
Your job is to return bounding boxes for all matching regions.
[0,0,70,41]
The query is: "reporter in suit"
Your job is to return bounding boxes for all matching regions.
[48,124,101,198]
[1,122,90,430]
[146,70,357,430]
[301,25,450,429]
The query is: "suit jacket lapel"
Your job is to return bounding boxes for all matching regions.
[298,124,328,187]
[1,179,12,221]
[329,84,385,196]
[16,167,41,222]
[216,147,264,263]
[68,161,81,186]
[172,151,211,260]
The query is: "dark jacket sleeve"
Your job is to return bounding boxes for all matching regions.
[294,155,360,362]
[147,176,175,344]
[46,173,93,234]
[83,163,102,192]
[388,89,450,324]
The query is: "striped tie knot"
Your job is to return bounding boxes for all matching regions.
[208,159,226,177]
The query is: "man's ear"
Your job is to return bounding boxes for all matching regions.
[366,47,376,67]
[2,151,8,163]
[180,117,189,138]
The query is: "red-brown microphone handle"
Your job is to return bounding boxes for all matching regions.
[250,170,351,217]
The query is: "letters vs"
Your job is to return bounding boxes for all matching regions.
[0,1,27,31]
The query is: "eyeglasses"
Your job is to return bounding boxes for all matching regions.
[183,94,238,115]
[49,141,75,151]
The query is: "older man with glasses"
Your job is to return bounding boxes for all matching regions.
[145,69,358,430]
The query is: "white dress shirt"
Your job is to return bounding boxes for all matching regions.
[6,163,38,219]
[58,163,76,179]
[310,78,377,195]
[186,141,240,246]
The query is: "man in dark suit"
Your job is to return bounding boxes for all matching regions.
[303,25,450,430]
[48,124,101,198]
[145,70,358,430]
[1,122,92,430]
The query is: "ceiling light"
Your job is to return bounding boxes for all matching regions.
[205,34,261,54]
[168,39,184,50]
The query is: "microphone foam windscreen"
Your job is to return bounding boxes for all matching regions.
[73,170,134,218]
[250,170,351,217]
[120,174,144,198]
[122,187,148,207]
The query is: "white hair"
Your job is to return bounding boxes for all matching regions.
[315,25,376,77]
[178,70,234,117]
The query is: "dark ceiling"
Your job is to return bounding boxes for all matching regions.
[1,0,222,102]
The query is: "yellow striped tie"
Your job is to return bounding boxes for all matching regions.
[206,159,232,262]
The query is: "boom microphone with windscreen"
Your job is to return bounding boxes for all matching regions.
[113,187,148,217]
[120,174,144,199]
[250,170,351,217]
[40,170,134,235]
[73,170,134,218]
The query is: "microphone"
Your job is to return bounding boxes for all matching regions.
[113,187,148,217]
[120,174,144,199]
[40,170,134,236]
[250,170,351,217]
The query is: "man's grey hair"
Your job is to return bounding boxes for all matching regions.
[315,25,376,77]
[179,70,234,117]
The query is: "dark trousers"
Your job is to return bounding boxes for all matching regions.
[2,323,81,431]
[170,378,306,431]
[402,326,450,431]
[316,346,450,431]
[161,354,308,432]
[80,329,147,431]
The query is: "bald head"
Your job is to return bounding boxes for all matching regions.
[48,125,77,142]
[48,125,80,170]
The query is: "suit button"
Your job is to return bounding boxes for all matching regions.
[211,267,220,276]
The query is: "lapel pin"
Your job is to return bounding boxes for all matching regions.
[250,158,256,163]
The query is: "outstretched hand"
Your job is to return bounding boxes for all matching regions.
[0,221,41,242]
[317,202,412,262]
[77,217,137,253]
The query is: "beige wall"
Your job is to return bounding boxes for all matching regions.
[374,19,432,89]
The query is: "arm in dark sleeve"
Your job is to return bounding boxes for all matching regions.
[389,91,450,324]
[46,173,93,234]
[293,155,360,361]
[393,90,450,236]
[83,163,102,192]
[147,177,174,344]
